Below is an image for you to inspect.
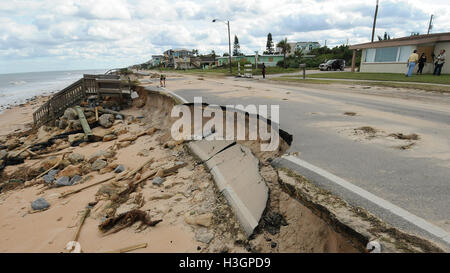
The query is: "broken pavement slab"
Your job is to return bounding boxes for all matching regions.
[188,140,268,237]
[187,139,235,162]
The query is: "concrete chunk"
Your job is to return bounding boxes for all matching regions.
[187,139,235,161]
[188,140,268,237]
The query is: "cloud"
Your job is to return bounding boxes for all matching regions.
[1,0,449,73]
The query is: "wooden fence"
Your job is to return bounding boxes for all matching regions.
[32,74,123,127]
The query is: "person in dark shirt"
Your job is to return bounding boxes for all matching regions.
[160,74,166,87]
[417,53,426,75]
[262,63,266,79]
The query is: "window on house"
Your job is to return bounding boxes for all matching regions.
[398,46,415,62]
[365,48,376,62]
[364,46,416,63]
[374,47,398,62]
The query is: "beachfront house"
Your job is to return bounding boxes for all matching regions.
[349,32,450,74]
[190,55,216,69]
[276,41,321,56]
[151,55,164,67]
[162,49,195,69]
[216,54,284,67]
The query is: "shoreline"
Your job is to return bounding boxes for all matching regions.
[0,94,51,137]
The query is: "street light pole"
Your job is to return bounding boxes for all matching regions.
[227,21,232,74]
[213,19,232,75]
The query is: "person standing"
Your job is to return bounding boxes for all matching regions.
[417,53,426,75]
[160,74,166,87]
[405,50,419,77]
[433,50,446,76]
[262,63,266,79]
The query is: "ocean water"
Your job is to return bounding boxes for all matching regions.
[0,69,107,112]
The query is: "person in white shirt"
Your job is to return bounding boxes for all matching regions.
[433,50,446,76]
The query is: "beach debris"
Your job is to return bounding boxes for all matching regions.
[58,119,68,129]
[43,169,59,184]
[98,209,162,235]
[185,213,213,227]
[115,203,139,215]
[68,120,82,131]
[130,91,139,99]
[366,240,381,253]
[95,107,99,121]
[99,114,115,128]
[0,150,8,160]
[36,158,63,179]
[120,157,154,181]
[10,144,32,158]
[118,135,137,142]
[66,206,91,253]
[31,197,50,211]
[60,174,115,199]
[195,228,214,244]
[388,133,419,140]
[355,126,377,135]
[75,106,93,139]
[41,156,60,170]
[398,142,416,150]
[68,153,85,164]
[261,211,288,235]
[344,112,357,116]
[87,150,115,163]
[63,108,78,120]
[114,165,125,173]
[103,134,117,142]
[6,138,20,150]
[55,176,71,187]
[65,241,82,253]
[106,243,147,253]
[152,176,165,185]
[58,165,81,178]
[70,175,82,185]
[92,159,107,171]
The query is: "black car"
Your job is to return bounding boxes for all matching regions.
[319,59,345,71]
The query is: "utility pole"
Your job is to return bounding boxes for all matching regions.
[427,14,434,34]
[371,0,379,42]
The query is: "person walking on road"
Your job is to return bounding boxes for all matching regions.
[160,73,166,87]
[433,50,446,76]
[405,50,419,77]
[417,53,426,75]
[261,63,266,79]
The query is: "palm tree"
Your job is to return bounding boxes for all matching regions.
[277,38,291,68]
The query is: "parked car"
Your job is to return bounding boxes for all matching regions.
[319,59,345,71]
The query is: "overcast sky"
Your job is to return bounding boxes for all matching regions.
[1,0,449,74]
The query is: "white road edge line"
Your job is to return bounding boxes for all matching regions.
[160,85,450,248]
[282,155,450,246]
[168,91,188,103]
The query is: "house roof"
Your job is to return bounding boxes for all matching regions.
[350,32,450,50]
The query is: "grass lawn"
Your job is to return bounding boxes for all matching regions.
[307,72,450,85]
[271,77,450,93]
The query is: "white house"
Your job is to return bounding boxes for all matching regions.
[349,32,450,74]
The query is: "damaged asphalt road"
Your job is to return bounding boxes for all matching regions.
[162,75,450,248]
